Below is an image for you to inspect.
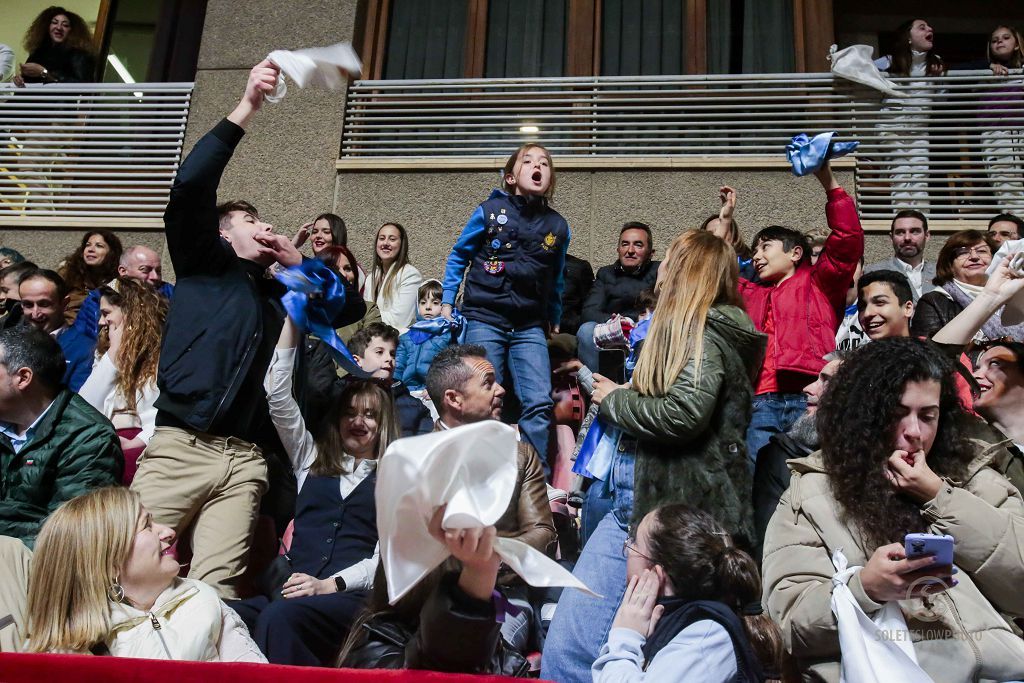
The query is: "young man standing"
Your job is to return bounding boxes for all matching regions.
[131,61,362,599]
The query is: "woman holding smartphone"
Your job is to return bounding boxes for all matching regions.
[762,337,1024,681]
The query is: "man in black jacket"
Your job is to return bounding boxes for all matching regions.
[130,61,364,600]
[575,222,658,371]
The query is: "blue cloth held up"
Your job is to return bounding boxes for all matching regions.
[275,260,369,378]
[406,309,468,346]
[786,132,858,177]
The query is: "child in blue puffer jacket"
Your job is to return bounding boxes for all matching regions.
[395,280,454,417]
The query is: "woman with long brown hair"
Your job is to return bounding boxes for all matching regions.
[228,316,400,666]
[14,6,97,85]
[543,229,766,683]
[363,222,422,333]
[763,337,1024,680]
[79,278,167,484]
[58,229,123,325]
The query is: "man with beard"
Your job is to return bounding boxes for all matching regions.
[863,209,935,302]
[763,338,1024,680]
[752,351,847,554]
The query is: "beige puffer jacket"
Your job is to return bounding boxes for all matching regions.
[762,441,1024,683]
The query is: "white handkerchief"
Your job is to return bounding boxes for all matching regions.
[266,42,362,103]
[829,44,901,98]
[376,421,596,604]
[986,238,1024,325]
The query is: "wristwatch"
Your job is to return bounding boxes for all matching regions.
[334,576,347,592]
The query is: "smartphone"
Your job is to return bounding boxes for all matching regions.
[904,533,954,567]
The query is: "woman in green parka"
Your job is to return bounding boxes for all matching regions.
[542,229,767,683]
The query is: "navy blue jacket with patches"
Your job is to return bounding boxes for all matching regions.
[442,190,570,330]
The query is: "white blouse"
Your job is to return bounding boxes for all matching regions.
[363,263,423,333]
[79,352,159,443]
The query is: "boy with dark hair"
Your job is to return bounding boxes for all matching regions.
[856,269,915,341]
[349,322,432,437]
[738,161,864,466]
[395,280,452,418]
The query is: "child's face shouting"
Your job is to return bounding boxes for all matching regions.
[506,146,552,197]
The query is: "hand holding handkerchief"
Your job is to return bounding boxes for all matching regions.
[265,42,362,103]
[376,421,596,604]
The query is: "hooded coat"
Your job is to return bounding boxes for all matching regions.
[599,304,766,542]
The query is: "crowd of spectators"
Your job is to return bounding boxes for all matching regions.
[0,20,1023,683]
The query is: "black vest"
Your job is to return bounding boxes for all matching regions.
[289,471,378,579]
[462,191,569,330]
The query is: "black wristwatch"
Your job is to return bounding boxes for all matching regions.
[334,576,347,592]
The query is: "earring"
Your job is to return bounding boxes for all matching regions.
[107,581,125,603]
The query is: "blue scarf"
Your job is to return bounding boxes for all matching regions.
[275,260,369,378]
[406,309,468,345]
[786,131,858,177]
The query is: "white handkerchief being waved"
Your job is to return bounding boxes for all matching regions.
[265,42,362,103]
[376,421,595,604]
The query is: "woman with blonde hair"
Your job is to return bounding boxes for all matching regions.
[79,278,168,484]
[363,222,422,332]
[543,229,766,683]
[25,486,264,661]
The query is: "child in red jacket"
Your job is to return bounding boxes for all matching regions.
[736,160,864,466]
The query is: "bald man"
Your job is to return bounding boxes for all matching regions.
[72,244,173,339]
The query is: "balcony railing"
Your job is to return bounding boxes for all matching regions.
[342,70,1024,220]
[0,82,193,228]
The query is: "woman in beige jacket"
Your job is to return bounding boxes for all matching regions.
[762,337,1024,683]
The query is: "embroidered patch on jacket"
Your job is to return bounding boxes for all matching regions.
[542,232,557,251]
[483,259,505,274]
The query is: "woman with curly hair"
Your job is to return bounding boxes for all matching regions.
[79,278,167,484]
[762,337,1024,681]
[14,6,97,86]
[58,229,123,325]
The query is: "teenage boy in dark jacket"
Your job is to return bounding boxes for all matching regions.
[130,61,363,600]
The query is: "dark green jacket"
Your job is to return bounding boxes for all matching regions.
[600,304,765,545]
[0,389,122,547]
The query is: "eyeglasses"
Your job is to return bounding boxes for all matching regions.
[622,539,655,562]
[953,246,992,259]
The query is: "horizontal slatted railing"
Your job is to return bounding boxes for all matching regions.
[342,71,1024,219]
[0,82,193,227]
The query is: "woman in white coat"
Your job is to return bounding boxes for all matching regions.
[24,487,265,661]
[363,222,422,333]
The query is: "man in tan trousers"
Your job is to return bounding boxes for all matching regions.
[129,62,305,600]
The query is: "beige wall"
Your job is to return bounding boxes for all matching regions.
[336,167,953,280]
[0,0,966,282]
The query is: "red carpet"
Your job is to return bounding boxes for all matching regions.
[0,653,534,682]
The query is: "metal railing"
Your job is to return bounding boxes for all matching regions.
[0,82,193,226]
[342,71,1024,220]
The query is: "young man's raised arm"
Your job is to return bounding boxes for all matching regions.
[163,61,280,278]
[810,163,865,310]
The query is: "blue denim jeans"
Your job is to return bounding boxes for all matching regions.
[575,321,599,371]
[580,476,613,548]
[541,441,635,683]
[466,319,553,464]
[746,392,807,468]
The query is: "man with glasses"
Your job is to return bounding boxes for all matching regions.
[863,209,936,302]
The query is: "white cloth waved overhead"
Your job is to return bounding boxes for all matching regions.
[376,421,595,604]
[265,42,362,103]
[987,239,1024,325]
[829,44,901,98]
